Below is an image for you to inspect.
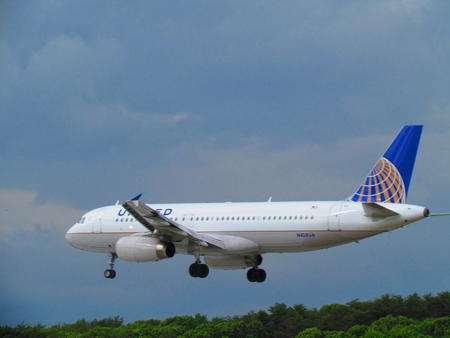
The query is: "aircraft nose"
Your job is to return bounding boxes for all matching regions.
[65,226,76,247]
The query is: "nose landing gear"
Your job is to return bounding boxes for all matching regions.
[104,253,117,279]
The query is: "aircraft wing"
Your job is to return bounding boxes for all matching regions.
[122,195,226,250]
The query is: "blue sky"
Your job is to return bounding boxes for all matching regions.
[1,0,450,327]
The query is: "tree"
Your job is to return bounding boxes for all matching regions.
[295,327,325,338]
[246,320,268,338]
[160,315,195,330]
[317,303,358,331]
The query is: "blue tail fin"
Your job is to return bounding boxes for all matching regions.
[349,125,423,204]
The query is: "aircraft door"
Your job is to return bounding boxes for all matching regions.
[92,209,107,234]
[187,214,196,228]
[328,205,342,231]
[181,214,188,226]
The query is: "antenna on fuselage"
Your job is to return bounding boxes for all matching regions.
[267,197,272,202]
[115,200,120,205]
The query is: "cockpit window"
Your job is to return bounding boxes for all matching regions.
[78,217,86,224]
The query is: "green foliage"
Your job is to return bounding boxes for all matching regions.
[295,327,325,338]
[5,291,450,338]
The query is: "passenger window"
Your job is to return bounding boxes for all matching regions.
[268,216,271,220]
[121,218,123,222]
[116,218,118,222]
[201,217,204,221]
[237,216,240,220]
[263,216,266,220]
[311,215,314,220]
[227,217,229,221]
[305,216,308,220]
[289,216,292,220]
[182,217,185,221]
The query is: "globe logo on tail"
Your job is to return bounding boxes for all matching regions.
[351,157,406,203]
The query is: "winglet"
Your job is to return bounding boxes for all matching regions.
[131,194,142,201]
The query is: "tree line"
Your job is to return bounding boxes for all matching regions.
[2,291,450,337]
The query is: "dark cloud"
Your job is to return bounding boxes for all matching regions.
[1,0,450,327]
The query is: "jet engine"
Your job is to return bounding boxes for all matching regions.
[116,236,175,262]
[204,254,262,270]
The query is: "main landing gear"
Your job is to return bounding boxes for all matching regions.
[246,255,266,283]
[189,261,209,278]
[247,268,266,283]
[104,253,117,279]
[188,255,266,282]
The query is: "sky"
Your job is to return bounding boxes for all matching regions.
[1,0,450,327]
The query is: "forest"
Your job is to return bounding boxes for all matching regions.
[2,291,450,338]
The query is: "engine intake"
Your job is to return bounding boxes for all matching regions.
[116,236,175,262]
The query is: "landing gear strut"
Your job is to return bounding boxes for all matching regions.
[104,253,117,279]
[189,260,209,278]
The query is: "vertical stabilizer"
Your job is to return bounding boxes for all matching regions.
[349,125,423,203]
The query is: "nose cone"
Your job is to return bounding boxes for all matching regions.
[65,225,76,247]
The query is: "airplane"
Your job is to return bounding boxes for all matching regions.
[66,125,448,283]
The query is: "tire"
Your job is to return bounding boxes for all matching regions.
[247,268,257,282]
[104,269,115,279]
[256,269,266,283]
[199,264,209,278]
[189,263,201,277]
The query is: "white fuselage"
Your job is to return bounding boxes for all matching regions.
[66,200,426,256]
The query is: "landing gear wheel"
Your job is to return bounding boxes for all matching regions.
[199,264,209,278]
[247,268,257,282]
[104,253,117,279]
[247,268,266,283]
[104,269,116,279]
[189,263,209,278]
[189,263,202,277]
[256,269,266,283]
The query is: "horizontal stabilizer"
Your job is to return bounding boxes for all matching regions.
[362,202,400,218]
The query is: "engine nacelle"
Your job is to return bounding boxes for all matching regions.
[204,254,262,270]
[116,236,175,262]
